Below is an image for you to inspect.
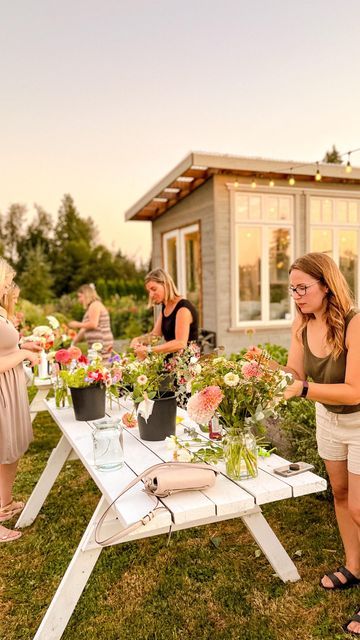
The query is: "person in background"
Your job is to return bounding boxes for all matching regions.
[0,258,41,542]
[130,268,198,359]
[247,252,360,636]
[69,284,114,362]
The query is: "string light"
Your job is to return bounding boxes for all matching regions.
[315,162,322,182]
[345,153,352,174]
[269,179,275,187]
[234,179,239,188]
[288,171,295,186]
[251,179,257,188]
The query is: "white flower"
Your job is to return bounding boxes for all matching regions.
[190,356,199,365]
[174,448,193,462]
[190,363,202,375]
[46,315,60,330]
[137,374,148,385]
[223,372,240,387]
[92,342,103,352]
[33,325,53,337]
[165,436,177,450]
[46,351,56,361]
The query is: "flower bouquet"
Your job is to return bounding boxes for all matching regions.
[186,350,291,479]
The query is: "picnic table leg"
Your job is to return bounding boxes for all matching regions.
[16,435,73,528]
[241,507,301,583]
[29,387,51,423]
[32,497,108,640]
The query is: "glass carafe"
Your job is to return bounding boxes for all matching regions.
[92,418,124,471]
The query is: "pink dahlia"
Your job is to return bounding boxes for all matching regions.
[187,385,223,424]
[55,349,72,365]
[67,346,82,361]
[241,361,262,379]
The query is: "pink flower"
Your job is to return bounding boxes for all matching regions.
[55,349,72,365]
[187,385,223,424]
[67,346,82,360]
[241,361,262,379]
[122,412,137,428]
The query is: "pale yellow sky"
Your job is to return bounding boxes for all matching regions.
[1,0,359,262]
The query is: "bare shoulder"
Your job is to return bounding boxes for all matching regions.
[346,312,360,344]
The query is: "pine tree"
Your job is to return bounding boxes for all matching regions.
[323,145,342,164]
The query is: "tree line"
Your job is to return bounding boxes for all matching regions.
[0,194,149,304]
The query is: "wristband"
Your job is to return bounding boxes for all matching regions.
[300,381,309,398]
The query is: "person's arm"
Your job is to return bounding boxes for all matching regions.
[286,314,360,404]
[130,313,163,348]
[134,307,192,358]
[19,341,43,353]
[68,302,102,331]
[0,349,41,374]
[72,328,86,345]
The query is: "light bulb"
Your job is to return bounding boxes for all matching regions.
[315,169,322,182]
[345,159,352,174]
[251,179,256,188]
[269,179,275,187]
[288,176,295,186]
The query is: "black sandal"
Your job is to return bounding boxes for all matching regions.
[342,606,360,636]
[320,566,360,590]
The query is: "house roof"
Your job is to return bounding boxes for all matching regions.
[125,151,360,221]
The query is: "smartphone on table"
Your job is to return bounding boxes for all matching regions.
[273,462,314,477]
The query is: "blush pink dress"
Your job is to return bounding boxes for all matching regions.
[0,317,33,463]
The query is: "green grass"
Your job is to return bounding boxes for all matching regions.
[0,410,357,640]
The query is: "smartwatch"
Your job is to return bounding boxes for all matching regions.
[300,381,309,398]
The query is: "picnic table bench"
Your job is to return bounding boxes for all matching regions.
[16,397,327,640]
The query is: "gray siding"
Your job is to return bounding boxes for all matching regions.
[152,179,216,331]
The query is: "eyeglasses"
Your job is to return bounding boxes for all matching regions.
[288,281,319,297]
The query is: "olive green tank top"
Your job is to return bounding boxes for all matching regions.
[303,309,360,414]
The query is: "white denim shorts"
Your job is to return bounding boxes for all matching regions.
[316,402,360,475]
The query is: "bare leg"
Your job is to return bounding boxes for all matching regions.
[0,461,19,507]
[321,460,360,587]
[343,472,360,635]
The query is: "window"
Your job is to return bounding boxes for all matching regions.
[233,192,294,324]
[163,224,202,322]
[309,196,360,299]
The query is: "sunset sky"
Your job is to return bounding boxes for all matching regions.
[1,0,359,262]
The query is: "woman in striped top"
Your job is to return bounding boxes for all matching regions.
[69,284,113,362]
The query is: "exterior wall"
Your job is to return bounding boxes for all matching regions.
[152,179,216,331]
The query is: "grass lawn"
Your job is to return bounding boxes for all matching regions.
[0,408,357,640]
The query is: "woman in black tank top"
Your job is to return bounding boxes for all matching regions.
[130,268,198,359]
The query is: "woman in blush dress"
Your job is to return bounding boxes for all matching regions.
[0,259,41,542]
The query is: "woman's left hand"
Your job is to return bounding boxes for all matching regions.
[284,379,303,400]
[134,344,148,361]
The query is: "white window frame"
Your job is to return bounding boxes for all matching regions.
[230,188,295,328]
[306,191,360,303]
[163,223,200,296]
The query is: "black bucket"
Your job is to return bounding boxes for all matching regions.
[69,385,106,421]
[137,393,177,441]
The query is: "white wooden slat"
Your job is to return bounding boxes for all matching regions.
[257,453,327,497]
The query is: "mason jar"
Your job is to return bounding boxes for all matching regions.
[223,424,258,480]
[92,418,124,471]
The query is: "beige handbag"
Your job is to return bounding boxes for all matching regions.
[95,461,218,546]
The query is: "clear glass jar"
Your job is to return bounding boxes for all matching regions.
[50,364,71,409]
[92,418,124,471]
[223,425,258,480]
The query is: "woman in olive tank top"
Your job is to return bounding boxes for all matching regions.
[247,253,360,635]
[130,268,198,359]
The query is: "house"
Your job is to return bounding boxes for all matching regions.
[125,152,360,352]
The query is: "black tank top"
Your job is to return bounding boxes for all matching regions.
[161,299,199,343]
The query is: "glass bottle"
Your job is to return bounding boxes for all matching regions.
[209,414,222,441]
[223,424,258,480]
[92,418,124,471]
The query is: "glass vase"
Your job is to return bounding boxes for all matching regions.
[223,425,258,480]
[53,377,71,409]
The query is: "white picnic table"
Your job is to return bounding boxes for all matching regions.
[16,397,327,640]
[29,377,53,423]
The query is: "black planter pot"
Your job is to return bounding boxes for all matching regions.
[69,385,106,421]
[137,393,177,441]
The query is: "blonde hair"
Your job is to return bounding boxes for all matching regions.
[2,282,20,318]
[290,252,354,359]
[144,268,180,305]
[77,284,101,307]
[0,259,16,315]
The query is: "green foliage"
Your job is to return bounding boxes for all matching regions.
[323,144,342,164]
[18,245,54,304]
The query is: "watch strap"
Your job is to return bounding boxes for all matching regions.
[300,381,309,398]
